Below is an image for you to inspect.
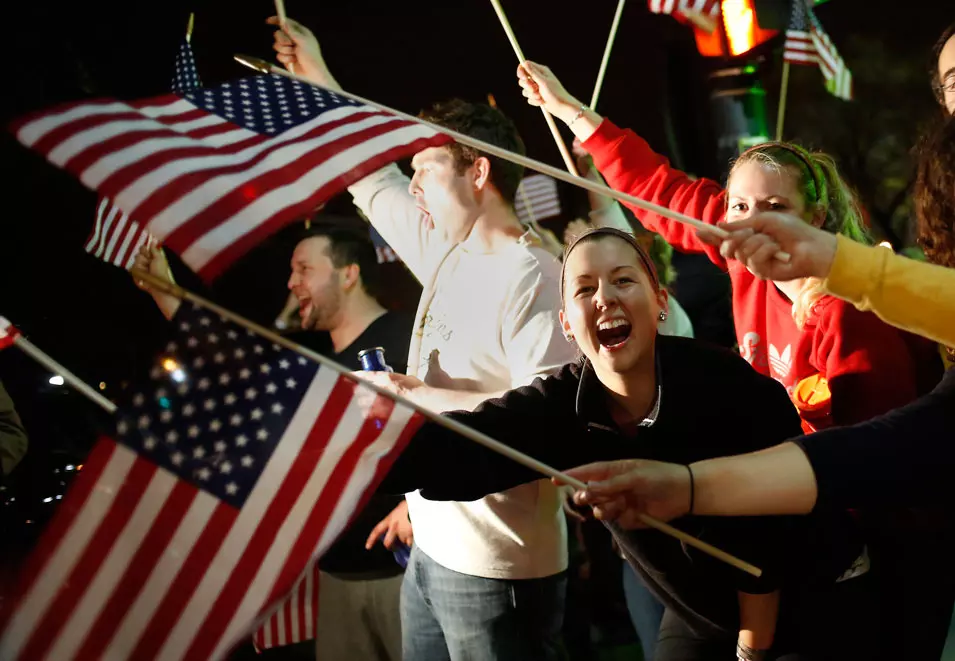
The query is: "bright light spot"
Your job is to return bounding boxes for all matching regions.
[878,241,893,250]
[42,497,53,503]
[56,494,63,500]
[722,0,756,55]
[49,375,65,386]
[171,369,187,383]
[65,465,75,471]
[76,464,84,471]
[99,382,107,390]
[162,358,180,372]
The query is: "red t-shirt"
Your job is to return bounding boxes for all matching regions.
[584,119,936,429]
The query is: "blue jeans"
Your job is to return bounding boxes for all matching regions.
[622,563,664,661]
[400,546,566,661]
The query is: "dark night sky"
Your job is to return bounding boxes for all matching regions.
[0,0,951,501]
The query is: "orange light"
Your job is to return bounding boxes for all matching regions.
[162,358,179,372]
[76,464,84,471]
[722,0,756,55]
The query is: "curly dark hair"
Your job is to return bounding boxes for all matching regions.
[418,99,526,205]
[932,22,955,104]
[915,117,955,268]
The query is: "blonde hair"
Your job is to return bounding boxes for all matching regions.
[729,144,871,327]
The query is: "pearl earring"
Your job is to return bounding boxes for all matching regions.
[659,311,668,322]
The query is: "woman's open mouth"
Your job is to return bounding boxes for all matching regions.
[596,319,632,350]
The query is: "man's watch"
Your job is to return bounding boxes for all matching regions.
[737,642,767,661]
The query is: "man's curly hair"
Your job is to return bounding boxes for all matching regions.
[419,99,526,205]
[915,117,955,269]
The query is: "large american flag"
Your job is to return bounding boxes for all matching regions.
[13,74,450,281]
[0,302,424,660]
[515,173,561,227]
[86,37,201,271]
[647,0,721,26]
[783,0,852,100]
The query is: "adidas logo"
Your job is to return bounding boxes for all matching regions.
[769,344,792,378]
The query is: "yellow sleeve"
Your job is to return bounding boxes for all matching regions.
[823,234,955,348]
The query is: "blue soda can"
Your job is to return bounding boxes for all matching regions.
[358,347,392,372]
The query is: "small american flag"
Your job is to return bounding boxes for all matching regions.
[647,0,721,25]
[0,316,20,351]
[369,224,400,264]
[87,37,201,271]
[13,74,450,281]
[784,0,852,100]
[252,561,320,650]
[515,173,561,226]
[0,302,423,660]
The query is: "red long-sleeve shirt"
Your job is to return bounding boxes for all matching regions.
[583,119,934,428]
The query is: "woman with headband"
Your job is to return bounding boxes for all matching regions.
[515,62,938,433]
[385,227,876,661]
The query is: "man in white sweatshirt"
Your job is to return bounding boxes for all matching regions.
[270,15,575,661]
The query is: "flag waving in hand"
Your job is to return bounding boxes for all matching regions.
[86,30,203,271]
[784,0,853,100]
[0,302,423,660]
[15,72,451,281]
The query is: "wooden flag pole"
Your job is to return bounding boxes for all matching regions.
[487,0,579,177]
[775,61,791,141]
[7,333,116,413]
[186,12,195,44]
[590,0,626,111]
[132,267,762,578]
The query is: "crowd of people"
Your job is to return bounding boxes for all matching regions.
[241,15,955,661]
[6,12,953,661]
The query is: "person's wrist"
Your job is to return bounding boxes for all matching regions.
[556,98,585,126]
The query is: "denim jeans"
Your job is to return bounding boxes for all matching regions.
[400,546,566,661]
[622,562,664,661]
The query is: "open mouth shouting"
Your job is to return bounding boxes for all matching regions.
[595,318,632,351]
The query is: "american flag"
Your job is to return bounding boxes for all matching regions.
[370,224,400,264]
[515,173,561,227]
[783,0,852,100]
[0,302,424,660]
[86,37,201,271]
[12,74,451,281]
[252,561,320,650]
[647,0,721,25]
[0,316,20,350]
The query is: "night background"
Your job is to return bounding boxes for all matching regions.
[0,0,952,657]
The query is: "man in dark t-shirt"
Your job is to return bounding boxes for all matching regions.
[285,222,412,661]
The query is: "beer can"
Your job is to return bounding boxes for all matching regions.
[358,347,392,372]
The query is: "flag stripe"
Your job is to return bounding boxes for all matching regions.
[18,456,157,661]
[71,480,198,661]
[152,369,347,659]
[252,408,423,650]
[181,379,363,660]
[105,492,221,659]
[0,440,116,638]
[126,502,238,661]
[182,128,443,278]
[158,117,417,251]
[47,468,179,660]
[94,108,370,210]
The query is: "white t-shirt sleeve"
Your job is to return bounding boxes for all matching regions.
[348,164,436,284]
[501,266,575,388]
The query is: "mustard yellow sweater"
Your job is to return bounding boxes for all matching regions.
[824,235,954,368]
